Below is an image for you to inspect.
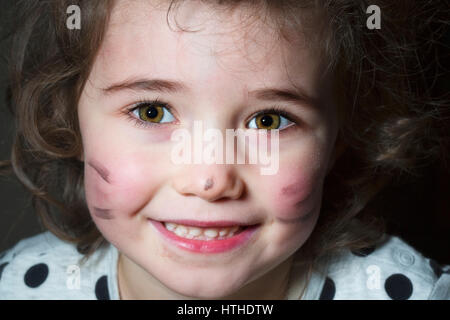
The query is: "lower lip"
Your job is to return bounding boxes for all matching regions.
[148,219,260,254]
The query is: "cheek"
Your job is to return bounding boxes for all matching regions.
[83,153,161,223]
[260,160,326,257]
[269,157,325,222]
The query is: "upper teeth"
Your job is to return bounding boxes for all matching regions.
[164,222,240,240]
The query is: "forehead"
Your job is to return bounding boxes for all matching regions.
[92,0,324,96]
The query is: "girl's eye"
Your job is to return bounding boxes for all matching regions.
[131,101,175,124]
[247,112,295,130]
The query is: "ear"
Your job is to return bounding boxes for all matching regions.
[326,131,346,175]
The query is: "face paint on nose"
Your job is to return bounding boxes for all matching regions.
[204,178,214,191]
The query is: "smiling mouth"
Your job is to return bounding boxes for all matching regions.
[162,221,246,241]
[148,219,261,253]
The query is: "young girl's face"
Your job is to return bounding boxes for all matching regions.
[78,0,338,299]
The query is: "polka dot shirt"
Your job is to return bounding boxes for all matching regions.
[0,232,449,299]
[0,232,117,299]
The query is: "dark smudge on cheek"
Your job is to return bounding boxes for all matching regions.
[277,192,319,224]
[87,160,111,184]
[276,182,319,224]
[93,207,114,220]
[276,208,316,224]
[86,160,114,219]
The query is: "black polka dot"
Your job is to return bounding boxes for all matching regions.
[95,275,110,300]
[384,273,413,300]
[319,277,335,300]
[429,259,443,278]
[24,263,49,288]
[0,262,9,281]
[351,246,376,257]
[38,252,47,257]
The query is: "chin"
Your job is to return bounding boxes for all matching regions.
[159,269,246,299]
[172,283,240,299]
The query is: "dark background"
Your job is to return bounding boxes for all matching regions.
[0,2,449,265]
[0,10,43,254]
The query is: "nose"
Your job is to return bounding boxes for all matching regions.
[172,164,245,202]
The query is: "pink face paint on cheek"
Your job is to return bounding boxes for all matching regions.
[87,152,162,220]
[272,169,322,223]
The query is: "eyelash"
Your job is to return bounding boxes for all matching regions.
[250,106,298,129]
[123,98,300,132]
[124,98,175,129]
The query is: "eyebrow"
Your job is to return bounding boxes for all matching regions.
[102,78,316,108]
[102,78,188,95]
[249,87,316,108]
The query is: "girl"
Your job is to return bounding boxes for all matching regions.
[0,0,449,299]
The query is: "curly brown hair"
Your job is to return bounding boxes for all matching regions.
[0,0,448,282]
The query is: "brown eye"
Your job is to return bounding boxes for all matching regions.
[134,102,175,124]
[254,113,280,129]
[248,112,294,130]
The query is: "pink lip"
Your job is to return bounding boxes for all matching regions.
[148,219,260,254]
